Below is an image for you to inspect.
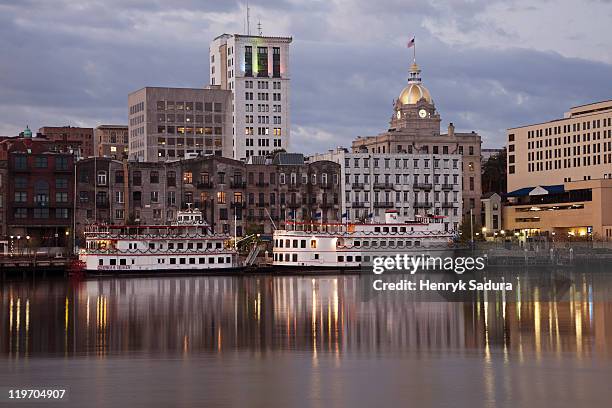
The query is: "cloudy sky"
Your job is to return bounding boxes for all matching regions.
[1,0,612,152]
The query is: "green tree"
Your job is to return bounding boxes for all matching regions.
[482,148,507,194]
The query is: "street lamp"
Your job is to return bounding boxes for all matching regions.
[26,235,30,255]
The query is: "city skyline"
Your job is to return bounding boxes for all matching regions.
[1,1,612,153]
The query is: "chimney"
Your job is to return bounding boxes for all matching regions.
[448,122,455,137]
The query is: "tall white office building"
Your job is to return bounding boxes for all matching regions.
[209,33,292,160]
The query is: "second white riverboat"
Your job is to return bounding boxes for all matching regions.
[272,210,456,269]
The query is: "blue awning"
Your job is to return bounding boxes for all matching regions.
[506,185,565,197]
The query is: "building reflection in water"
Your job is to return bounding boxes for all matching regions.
[1,273,612,359]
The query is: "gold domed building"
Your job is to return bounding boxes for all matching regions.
[351,55,483,224]
[388,60,441,132]
[397,63,433,106]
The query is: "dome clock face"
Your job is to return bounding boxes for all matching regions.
[396,110,401,119]
[418,109,428,118]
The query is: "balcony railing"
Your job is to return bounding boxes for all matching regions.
[230,181,246,189]
[287,202,300,208]
[230,201,245,209]
[414,201,432,208]
[441,184,454,190]
[351,202,367,208]
[351,183,364,190]
[413,183,433,190]
[255,181,269,187]
[373,182,394,190]
[374,201,394,208]
[197,181,214,189]
[441,202,457,208]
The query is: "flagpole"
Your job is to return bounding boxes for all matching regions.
[413,36,416,62]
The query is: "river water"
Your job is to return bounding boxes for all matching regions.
[2,272,612,407]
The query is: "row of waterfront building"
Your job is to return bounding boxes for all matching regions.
[2,30,612,256]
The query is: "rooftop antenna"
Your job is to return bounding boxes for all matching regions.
[246,2,251,35]
[257,20,262,36]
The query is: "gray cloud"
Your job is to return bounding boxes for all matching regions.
[1,0,611,153]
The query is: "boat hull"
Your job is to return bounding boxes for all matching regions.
[79,252,240,273]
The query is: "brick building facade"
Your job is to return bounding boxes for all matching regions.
[39,126,95,158]
[0,135,75,254]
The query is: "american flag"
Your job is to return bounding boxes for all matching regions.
[407,36,415,48]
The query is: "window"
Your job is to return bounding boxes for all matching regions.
[55,208,68,219]
[56,178,68,189]
[14,155,27,170]
[133,171,142,186]
[96,171,107,186]
[272,47,281,77]
[15,177,27,189]
[217,191,226,204]
[183,171,193,184]
[34,208,49,218]
[245,46,253,76]
[220,208,228,220]
[56,156,69,170]
[150,171,159,183]
[33,180,49,206]
[34,156,48,168]
[55,192,68,203]
[167,171,176,187]
[14,192,27,203]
